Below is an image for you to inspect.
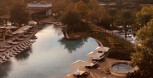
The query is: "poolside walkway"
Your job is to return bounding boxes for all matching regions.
[0,26,38,63]
[65,58,126,78]
[39,17,64,27]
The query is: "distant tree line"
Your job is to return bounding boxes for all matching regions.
[0,0,153,77]
[134,0,153,4]
[57,0,153,77]
[58,0,106,32]
[0,0,51,26]
[99,0,153,4]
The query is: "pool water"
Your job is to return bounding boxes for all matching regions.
[0,25,99,78]
[112,63,134,71]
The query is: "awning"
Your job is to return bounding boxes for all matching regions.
[0,26,17,29]
[13,26,32,34]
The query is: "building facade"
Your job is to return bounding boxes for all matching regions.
[27,1,52,21]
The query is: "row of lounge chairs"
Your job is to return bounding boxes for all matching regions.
[0,37,25,52]
[0,40,34,64]
[72,62,99,78]
[0,26,37,64]
[0,29,34,51]
[72,46,109,78]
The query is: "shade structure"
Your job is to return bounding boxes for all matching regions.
[0,26,17,29]
[28,21,37,25]
[13,30,24,34]
[95,46,109,52]
[13,25,32,34]
[22,26,32,31]
[70,60,88,68]
[87,52,103,59]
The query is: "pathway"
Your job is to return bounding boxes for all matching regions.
[65,58,125,78]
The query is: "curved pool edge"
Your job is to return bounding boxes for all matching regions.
[109,61,138,77]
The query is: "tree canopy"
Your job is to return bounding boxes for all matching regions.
[10,4,29,26]
[75,1,89,19]
[60,10,81,27]
[107,8,117,27]
[134,0,153,4]
[136,6,153,27]
[115,9,134,38]
[130,19,153,77]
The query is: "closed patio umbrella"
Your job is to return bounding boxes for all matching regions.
[87,52,103,59]
[95,46,109,52]
[70,60,88,68]
[28,21,37,25]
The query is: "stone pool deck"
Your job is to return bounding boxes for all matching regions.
[65,58,127,78]
[40,17,63,26]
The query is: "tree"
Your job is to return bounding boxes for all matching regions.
[0,0,24,16]
[82,0,90,3]
[107,8,117,27]
[116,9,134,38]
[51,0,74,18]
[74,1,89,19]
[130,19,153,77]
[99,16,111,29]
[87,0,106,24]
[134,0,153,4]
[24,0,41,3]
[10,4,29,27]
[60,10,81,31]
[0,0,17,25]
[136,6,153,28]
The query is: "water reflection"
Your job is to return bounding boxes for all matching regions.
[58,37,88,53]
[0,61,11,78]
[0,25,99,78]
[15,48,32,61]
[52,25,63,36]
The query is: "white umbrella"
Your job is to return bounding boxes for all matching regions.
[95,46,109,52]
[28,21,37,25]
[70,60,88,68]
[87,52,103,59]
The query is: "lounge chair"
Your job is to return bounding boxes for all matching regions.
[92,56,105,62]
[85,63,99,69]
[73,70,90,78]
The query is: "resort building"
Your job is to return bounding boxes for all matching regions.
[27,1,52,21]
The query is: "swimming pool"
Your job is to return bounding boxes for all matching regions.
[112,62,134,71]
[0,24,99,78]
